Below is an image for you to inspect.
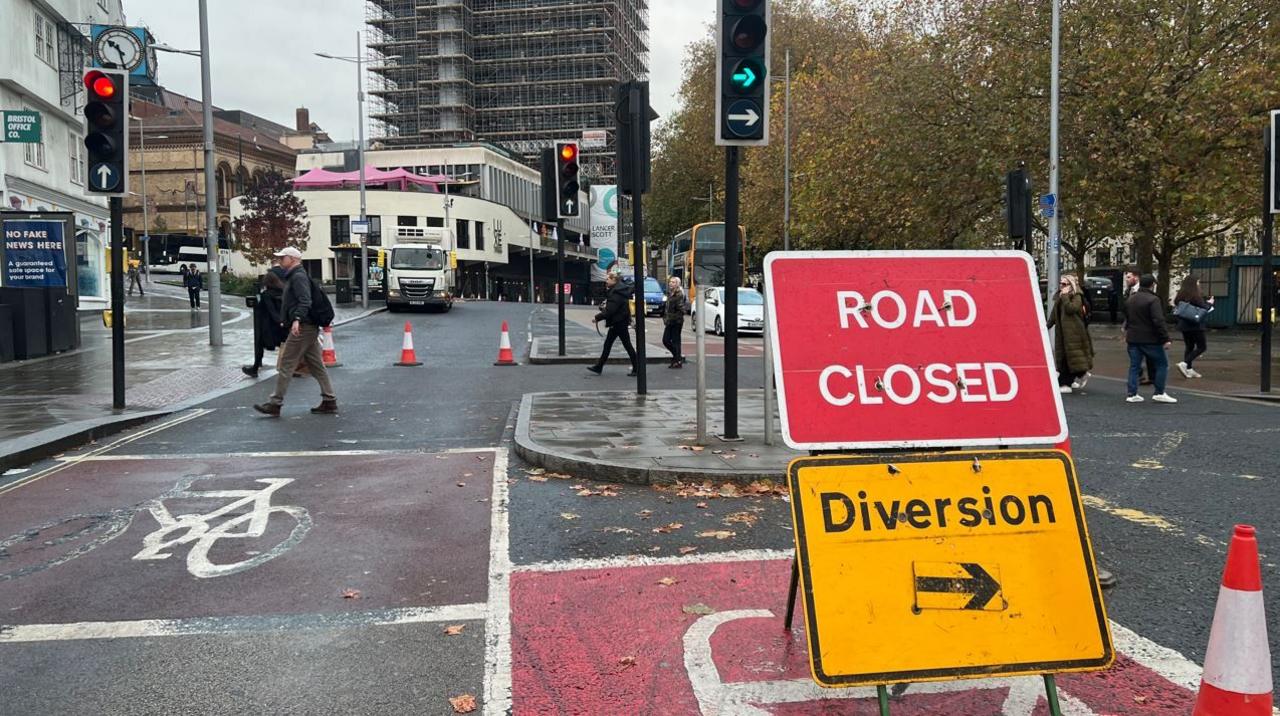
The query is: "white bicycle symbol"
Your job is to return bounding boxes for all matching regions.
[0,475,310,581]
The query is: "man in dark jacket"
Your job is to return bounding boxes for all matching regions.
[587,271,637,376]
[242,265,288,377]
[662,276,687,368]
[184,263,203,308]
[254,248,337,415]
[1123,273,1175,404]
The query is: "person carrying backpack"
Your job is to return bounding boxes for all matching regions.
[254,247,337,416]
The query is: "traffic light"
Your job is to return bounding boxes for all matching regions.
[82,68,129,196]
[616,80,656,196]
[555,141,580,219]
[1006,167,1032,243]
[716,0,770,147]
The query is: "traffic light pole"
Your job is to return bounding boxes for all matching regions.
[198,0,222,346]
[629,83,648,395]
[557,221,566,356]
[109,196,125,410]
[1262,126,1274,394]
[722,146,741,441]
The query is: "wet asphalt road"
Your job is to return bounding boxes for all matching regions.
[0,301,1276,714]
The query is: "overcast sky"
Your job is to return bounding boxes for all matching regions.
[124,0,711,141]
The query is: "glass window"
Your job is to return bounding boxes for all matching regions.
[34,11,57,67]
[367,216,382,247]
[23,109,46,170]
[456,219,470,249]
[426,216,444,228]
[475,221,485,251]
[69,128,83,184]
[398,215,418,226]
[330,215,350,245]
[737,288,764,305]
[391,246,445,270]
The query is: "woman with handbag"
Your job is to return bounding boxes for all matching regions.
[1046,274,1094,393]
[1174,275,1214,378]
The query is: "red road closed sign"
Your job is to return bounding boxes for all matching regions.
[764,251,1066,450]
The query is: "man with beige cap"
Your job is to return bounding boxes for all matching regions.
[254,247,337,416]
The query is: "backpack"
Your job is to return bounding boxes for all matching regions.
[308,278,335,327]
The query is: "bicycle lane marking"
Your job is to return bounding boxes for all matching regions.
[0,451,495,624]
[506,553,1202,715]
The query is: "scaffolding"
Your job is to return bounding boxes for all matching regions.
[366,0,649,182]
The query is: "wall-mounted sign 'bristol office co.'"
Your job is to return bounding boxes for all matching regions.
[1,111,42,143]
[788,451,1113,687]
[763,251,1067,450]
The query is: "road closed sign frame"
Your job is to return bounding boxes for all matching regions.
[788,449,1114,688]
[763,250,1068,451]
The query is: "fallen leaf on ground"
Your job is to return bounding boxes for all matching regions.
[560,512,580,520]
[546,472,572,480]
[656,577,678,587]
[527,475,549,482]
[443,625,465,636]
[636,510,653,519]
[683,603,715,615]
[526,468,546,476]
[697,530,736,540]
[341,588,361,599]
[723,511,759,527]
[695,502,708,509]
[600,526,635,534]
[616,655,637,672]
[679,546,698,554]
[449,694,477,713]
[652,522,683,533]
[719,484,740,497]
[456,482,466,487]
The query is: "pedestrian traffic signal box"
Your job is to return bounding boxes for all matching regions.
[82,68,129,196]
[555,141,580,219]
[716,0,770,146]
[1006,167,1031,242]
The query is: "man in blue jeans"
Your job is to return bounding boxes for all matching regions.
[1123,273,1176,403]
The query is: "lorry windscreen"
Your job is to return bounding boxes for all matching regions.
[392,247,445,270]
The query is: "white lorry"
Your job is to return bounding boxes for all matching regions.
[384,228,455,313]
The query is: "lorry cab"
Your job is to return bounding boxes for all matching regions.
[385,228,455,313]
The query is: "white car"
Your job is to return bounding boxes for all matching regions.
[693,286,765,335]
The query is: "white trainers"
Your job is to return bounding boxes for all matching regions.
[1188,369,1203,378]
[1059,385,1073,394]
[1075,372,1091,389]
[1175,361,1191,378]
[1152,393,1178,403]
[1126,395,1145,403]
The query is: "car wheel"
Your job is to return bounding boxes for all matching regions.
[715,315,723,336]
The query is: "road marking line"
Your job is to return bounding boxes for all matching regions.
[0,409,211,498]
[62,446,499,462]
[1082,494,1222,548]
[1131,431,1187,469]
[514,548,794,574]
[0,603,486,643]
[483,446,513,716]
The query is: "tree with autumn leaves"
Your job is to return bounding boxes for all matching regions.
[231,169,310,266]
[649,0,1279,298]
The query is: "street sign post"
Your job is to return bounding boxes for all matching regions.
[787,450,1113,687]
[1,111,42,143]
[763,251,1067,450]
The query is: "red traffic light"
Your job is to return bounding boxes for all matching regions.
[83,70,117,99]
[559,143,577,162]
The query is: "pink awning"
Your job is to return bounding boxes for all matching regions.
[292,167,441,192]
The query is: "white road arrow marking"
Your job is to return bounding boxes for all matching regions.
[728,108,760,126]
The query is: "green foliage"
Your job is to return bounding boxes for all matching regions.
[231,169,309,266]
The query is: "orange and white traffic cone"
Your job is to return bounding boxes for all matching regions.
[494,320,517,366]
[395,321,422,366]
[320,325,342,368]
[1193,524,1272,715]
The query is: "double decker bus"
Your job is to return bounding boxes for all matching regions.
[668,222,747,296]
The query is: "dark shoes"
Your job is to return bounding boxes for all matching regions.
[586,365,603,375]
[669,359,684,369]
[253,402,281,417]
[310,400,338,414]
[242,365,260,378]
[627,369,637,377]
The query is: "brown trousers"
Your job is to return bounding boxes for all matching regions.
[269,322,335,405]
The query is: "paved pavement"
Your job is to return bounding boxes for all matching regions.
[527,305,669,364]
[1087,322,1279,398]
[0,300,1275,715]
[0,281,383,470]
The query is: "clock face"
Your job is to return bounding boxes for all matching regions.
[95,28,144,72]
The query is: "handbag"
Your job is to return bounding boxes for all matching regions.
[1173,300,1211,325]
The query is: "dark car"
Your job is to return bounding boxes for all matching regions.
[1085,267,1124,322]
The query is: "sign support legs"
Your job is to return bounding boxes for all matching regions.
[783,556,799,630]
[877,686,891,716]
[1044,674,1064,715]
[109,196,125,410]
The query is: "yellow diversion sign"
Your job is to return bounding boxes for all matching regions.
[788,450,1113,687]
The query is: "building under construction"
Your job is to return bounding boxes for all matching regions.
[366,0,649,183]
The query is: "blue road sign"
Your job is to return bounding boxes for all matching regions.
[88,163,121,192]
[725,99,763,138]
[1040,193,1056,207]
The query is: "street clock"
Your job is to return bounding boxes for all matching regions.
[94,27,144,72]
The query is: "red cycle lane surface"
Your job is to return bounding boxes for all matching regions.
[510,557,1197,716]
[0,452,493,624]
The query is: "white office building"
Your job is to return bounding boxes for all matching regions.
[0,0,126,310]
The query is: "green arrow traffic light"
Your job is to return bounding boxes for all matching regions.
[728,59,766,94]
[732,66,756,88]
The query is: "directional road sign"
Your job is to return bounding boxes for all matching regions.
[725,100,763,139]
[763,250,1067,450]
[88,163,122,193]
[788,450,1113,687]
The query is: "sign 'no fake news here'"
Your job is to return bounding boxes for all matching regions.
[764,251,1067,450]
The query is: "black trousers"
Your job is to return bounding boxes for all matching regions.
[1182,330,1207,367]
[595,324,637,370]
[188,288,201,307]
[662,320,684,362]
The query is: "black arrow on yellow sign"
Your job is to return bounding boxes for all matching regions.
[914,563,1001,610]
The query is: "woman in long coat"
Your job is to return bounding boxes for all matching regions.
[1047,273,1094,393]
